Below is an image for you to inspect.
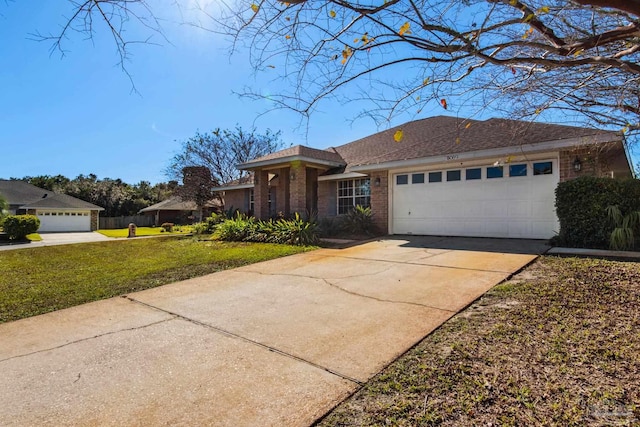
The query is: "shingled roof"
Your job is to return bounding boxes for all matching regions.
[333,116,618,170]
[219,116,621,186]
[0,180,103,210]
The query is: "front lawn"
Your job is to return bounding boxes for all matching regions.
[97,226,193,238]
[320,256,640,426]
[0,236,311,323]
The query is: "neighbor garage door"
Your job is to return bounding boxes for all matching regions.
[392,160,559,239]
[37,211,92,232]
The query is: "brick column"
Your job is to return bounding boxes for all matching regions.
[275,168,290,217]
[91,211,99,231]
[289,162,307,216]
[254,169,270,219]
[369,172,389,234]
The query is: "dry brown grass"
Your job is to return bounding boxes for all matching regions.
[319,256,640,426]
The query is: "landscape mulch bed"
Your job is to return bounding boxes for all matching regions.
[319,256,640,426]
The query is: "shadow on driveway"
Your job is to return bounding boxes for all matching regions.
[390,235,550,255]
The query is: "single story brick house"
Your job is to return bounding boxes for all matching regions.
[0,180,104,232]
[139,197,221,225]
[213,116,634,239]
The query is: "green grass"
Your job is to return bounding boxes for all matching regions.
[97,226,193,238]
[320,256,640,426]
[0,236,312,323]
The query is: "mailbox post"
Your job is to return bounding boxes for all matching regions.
[127,223,137,238]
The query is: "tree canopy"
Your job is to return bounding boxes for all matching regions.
[17,175,177,217]
[25,1,640,134]
[166,125,285,186]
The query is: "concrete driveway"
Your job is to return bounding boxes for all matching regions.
[0,232,110,251]
[0,236,548,426]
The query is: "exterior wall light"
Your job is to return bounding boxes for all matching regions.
[573,157,582,172]
[374,177,381,186]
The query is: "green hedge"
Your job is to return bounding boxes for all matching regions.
[554,177,640,249]
[2,215,40,240]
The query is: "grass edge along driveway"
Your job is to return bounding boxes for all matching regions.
[0,236,312,323]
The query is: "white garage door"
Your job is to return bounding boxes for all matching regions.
[392,160,559,239]
[37,211,92,232]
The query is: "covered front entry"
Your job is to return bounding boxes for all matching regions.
[37,210,92,232]
[392,160,559,239]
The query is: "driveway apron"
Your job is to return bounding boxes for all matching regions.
[0,236,547,426]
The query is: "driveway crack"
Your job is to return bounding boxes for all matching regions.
[320,278,456,313]
[125,297,364,386]
[320,254,516,274]
[233,270,455,313]
[0,317,176,363]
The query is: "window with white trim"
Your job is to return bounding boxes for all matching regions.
[337,178,371,215]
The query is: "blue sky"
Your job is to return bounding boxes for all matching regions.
[0,1,387,184]
[1,1,636,184]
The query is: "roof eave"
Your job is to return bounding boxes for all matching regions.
[350,133,621,172]
[238,155,344,170]
[317,172,369,181]
[212,183,254,191]
[20,205,104,211]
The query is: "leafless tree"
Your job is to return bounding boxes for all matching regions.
[23,1,640,135]
[215,0,640,132]
[165,125,284,185]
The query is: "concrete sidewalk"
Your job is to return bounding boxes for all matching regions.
[0,236,548,426]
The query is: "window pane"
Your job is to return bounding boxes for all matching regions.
[354,179,370,196]
[487,166,504,179]
[428,171,442,183]
[354,196,370,208]
[466,168,481,180]
[509,164,527,177]
[396,174,408,185]
[412,173,425,184]
[338,180,353,197]
[446,170,461,181]
[533,161,553,175]
[338,198,352,214]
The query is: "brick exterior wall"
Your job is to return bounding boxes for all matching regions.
[559,146,613,182]
[275,168,290,216]
[369,171,389,234]
[289,162,307,215]
[317,181,336,218]
[254,170,270,219]
[224,189,249,214]
[306,168,318,214]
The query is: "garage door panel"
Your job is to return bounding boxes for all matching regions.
[38,211,91,232]
[508,201,531,218]
[507,221,531,237]
[392,160,559,239]
[483,201,509,217]
[532,220,558,238]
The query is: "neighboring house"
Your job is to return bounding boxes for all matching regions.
[139,197,221,225]
[0,180,104,232]
[214,116,633,239]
